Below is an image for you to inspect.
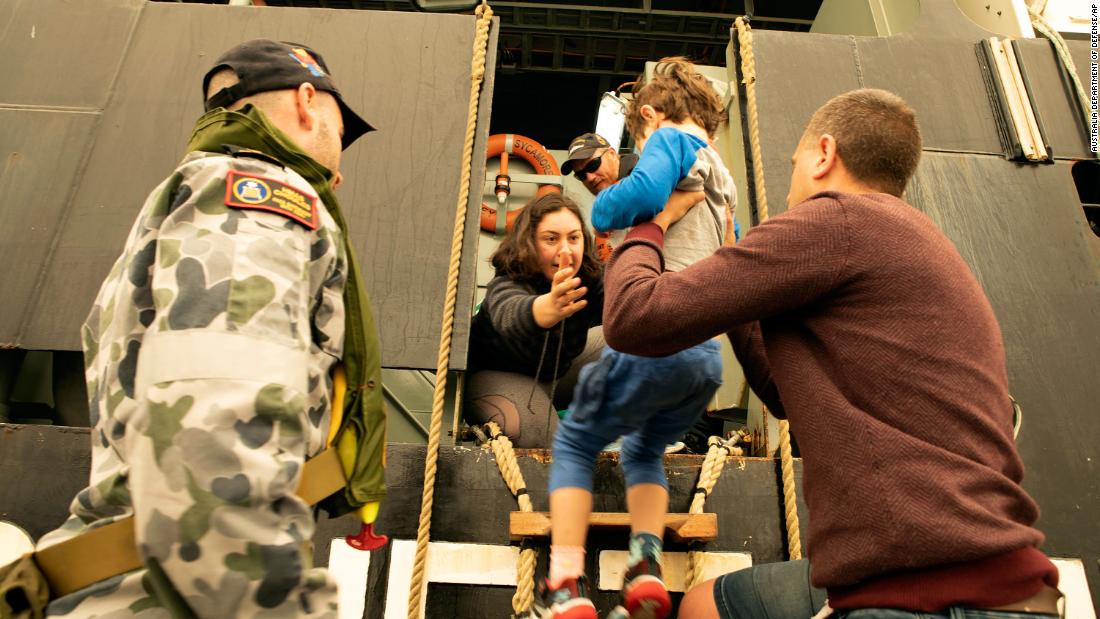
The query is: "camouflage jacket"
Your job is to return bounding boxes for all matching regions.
[37,150,346,617]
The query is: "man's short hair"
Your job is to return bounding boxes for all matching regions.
[803,89,922,197]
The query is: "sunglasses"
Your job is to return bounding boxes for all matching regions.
[573,156,602,180]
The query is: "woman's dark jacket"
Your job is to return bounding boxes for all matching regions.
[468,274,603,382]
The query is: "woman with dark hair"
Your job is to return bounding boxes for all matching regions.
[464,193,606,448]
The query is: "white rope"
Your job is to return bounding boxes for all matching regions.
[685,435,743,589]
[483,422,538,615]
[406,4,494,617]
[734,15,803,562]
[1028,7,1094,153]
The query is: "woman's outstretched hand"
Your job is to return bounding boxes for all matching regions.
[532,250,588,328]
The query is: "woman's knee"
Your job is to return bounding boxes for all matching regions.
[465,393,521,438]
[465,371,560,447]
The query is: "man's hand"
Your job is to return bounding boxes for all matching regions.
[653,190,705,232]
[532,250,589,328]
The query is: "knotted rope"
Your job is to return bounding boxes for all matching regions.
[483,422,538,616]
[734,16,769,224]
[407,4,494,617]
[733,15,803,561]
[685,435,744,588]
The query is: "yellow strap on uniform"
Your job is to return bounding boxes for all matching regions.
[326,365,347,447]
[33,448,345,597]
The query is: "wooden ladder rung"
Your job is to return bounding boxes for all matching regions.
[509,511,717,543]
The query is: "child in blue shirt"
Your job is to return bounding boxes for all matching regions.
[539,57,737,619]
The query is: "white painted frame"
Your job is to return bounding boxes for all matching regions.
[328,540,1097,619]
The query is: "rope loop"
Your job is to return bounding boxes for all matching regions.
[732,15,801,562]
[685,432,744,588]
[733,16,768,223]
[777,419,803,560]
[406,5,495,617]
[482,421,538,615]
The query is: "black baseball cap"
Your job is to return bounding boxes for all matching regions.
[202,39,374,150]
[560,132,611,174]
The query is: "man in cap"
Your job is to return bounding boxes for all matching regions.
[561,132,640,196]
[34,39,385,618]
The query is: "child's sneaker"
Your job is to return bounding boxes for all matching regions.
[621,555,671,619]
[532,575,598,619]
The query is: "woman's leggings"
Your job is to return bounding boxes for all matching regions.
[463,327,605,448]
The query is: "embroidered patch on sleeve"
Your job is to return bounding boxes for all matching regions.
[225,170,319,230]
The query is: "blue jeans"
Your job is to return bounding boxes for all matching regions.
[548,340,722,493]
[838,611,1057,618]
[713,560,1058,619]
[714,560,827,619]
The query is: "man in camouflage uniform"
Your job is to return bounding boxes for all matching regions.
[35,40,383,617]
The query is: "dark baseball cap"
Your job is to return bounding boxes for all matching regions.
[560,132,611,174]
[202,39,374,150]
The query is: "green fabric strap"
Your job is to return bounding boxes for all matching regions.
[186,105,386,516]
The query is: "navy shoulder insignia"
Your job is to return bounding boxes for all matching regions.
[225,171,318,230]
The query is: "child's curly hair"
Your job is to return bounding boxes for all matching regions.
[624,56,727,142]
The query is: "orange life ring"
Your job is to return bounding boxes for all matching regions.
[595,231,613,262]
[480,134,561,234]
[479,133,612,261]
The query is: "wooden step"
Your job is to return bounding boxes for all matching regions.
[510,511,717,543]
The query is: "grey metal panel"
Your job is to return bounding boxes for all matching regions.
[907,153,1100,609]
[856,36,1003,156]
[732,31,861,219]
[0,423,92,541]
[747,31,1004,166]
[449,15,498,372]
[737,0,1055,221]
[17,2,497,370]
[0,111,98,344]
[0,0,143,108]
[904,0,1002,41]
[1015,39,1091,160]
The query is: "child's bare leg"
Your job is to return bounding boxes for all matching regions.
[620,454,675,618]
[549,486,593,594]
[550,487,594,546]
[627,482,668,536]
[619,483,672,618]
[544,487,597,618]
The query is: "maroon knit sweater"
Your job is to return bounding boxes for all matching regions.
[603,191,1058,611]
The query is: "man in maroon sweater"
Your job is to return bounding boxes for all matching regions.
[603,89,1061,618]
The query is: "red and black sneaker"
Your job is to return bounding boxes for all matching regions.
[532,575,598,619]
[620,555,671,619]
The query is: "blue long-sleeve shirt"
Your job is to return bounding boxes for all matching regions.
[592,127,738,272]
